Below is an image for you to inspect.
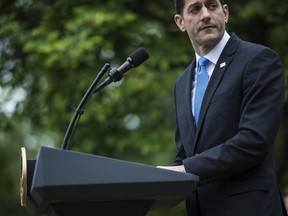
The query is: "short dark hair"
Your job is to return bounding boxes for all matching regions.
[174,0,225,15]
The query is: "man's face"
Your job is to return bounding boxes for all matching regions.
[174,0,229,54]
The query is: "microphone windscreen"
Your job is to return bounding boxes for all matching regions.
[128,47,149,67]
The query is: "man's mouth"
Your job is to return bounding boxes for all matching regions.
[199,25,215,31]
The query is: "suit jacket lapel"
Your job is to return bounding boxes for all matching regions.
[184,60,197,137]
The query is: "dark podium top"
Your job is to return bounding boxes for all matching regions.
[22,146,198,216]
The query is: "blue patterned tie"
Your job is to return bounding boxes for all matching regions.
[194,57,209,126]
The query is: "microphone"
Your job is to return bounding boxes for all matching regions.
[117,47,150,74]
[61,47,149,150]
[93,47,149,93]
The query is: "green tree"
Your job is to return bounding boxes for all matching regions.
[0,0,287,216]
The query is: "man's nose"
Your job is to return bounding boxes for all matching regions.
[200,6,211,21]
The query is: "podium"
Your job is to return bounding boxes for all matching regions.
[21,146,198,216]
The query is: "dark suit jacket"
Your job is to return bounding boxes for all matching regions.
[173,33,286,216]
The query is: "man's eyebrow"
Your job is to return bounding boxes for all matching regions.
[206,0,219,5]
[186,1,200,10]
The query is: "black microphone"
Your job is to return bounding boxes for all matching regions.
[93,47,149,93]
[117,47,150,74]
[61,48,149,150]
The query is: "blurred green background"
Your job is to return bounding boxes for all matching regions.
[0,0,288,215]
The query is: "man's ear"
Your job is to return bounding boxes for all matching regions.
[174,14,186,32]
[223,4,229,23]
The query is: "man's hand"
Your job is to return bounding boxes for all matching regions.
[157,165,186,173]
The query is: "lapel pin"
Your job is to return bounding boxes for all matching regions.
[220,62,226,68]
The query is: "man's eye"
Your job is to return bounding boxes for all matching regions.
[208,4,218,10]
[190,6,201,14]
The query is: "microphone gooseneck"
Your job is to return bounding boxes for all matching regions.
[61,48,149,150]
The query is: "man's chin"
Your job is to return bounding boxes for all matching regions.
[199,32,222,46]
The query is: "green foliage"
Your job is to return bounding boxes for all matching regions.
[0,0,288,215]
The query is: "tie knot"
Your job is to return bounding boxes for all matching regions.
[198,57,209,67]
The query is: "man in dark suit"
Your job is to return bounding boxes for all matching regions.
[158,0,287,215]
